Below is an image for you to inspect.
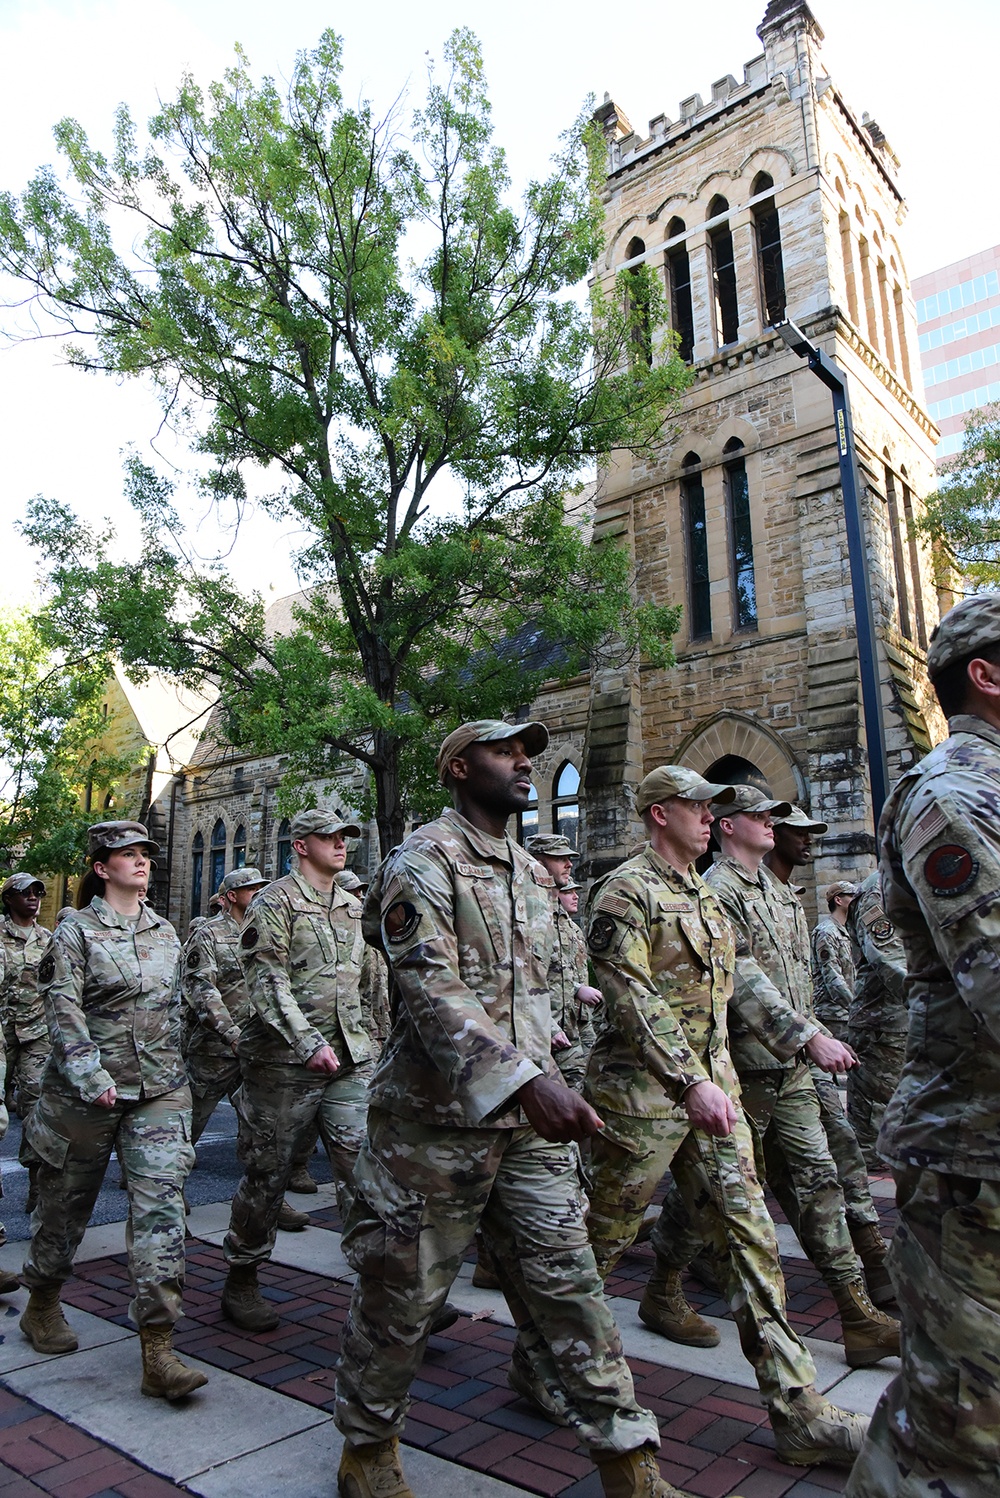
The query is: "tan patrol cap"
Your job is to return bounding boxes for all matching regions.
[525,833,577,859]
[824,880,858,900]
[560,879,583,892]
[87,821,160,858]
[711,785,792,819]
[635,766,734,816]
[773,806,829,834]
[435,719,549,784]
[218,866,268,896]
[2,872,47,899]
[289,809,362,840]
[336,870,364,892]
[926,592,1000,679]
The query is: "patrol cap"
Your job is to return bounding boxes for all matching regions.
[336,870,363,892]
[289,809,362,840]
[436,719,549,784]
[525,833,578,859]
[926,592,1000,679]
[218,866,268,896]
[772,806,829,834]
[87,821,160,857]
[635,766,734,816]
[823,880,858,901]
[560,879,582,892]
[1,872,47,899]
[710,785,792,820]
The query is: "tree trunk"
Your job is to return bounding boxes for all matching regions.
[372,728,407,858]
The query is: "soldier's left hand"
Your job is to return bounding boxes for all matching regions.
[518,1075,604,1142]
[576,985,602,1007]
[804,1034,858,1072]
[552,1030,571,1050]
[305,1044,340,1074]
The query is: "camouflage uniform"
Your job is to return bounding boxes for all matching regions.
[334,804,659,1457]
[585,844,825,1407]
[181,909,249,1144]
[21,896,193,1327]
[847,702,1000,1495]
[223,866,378,1268]
[0,912,52,1119]
[810,913,856,1042]
[846,871,908,1170]
[549,899,596,1092]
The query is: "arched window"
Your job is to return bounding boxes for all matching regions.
[839,211,859,325]
[190,832,204,921]
[517,784,538,846]
[666,218,694,363]
[233,825,247,869]
[681,453,711,639]
[699,754,770,873]
[551,763,580,848]
[751,173,785,327]
[724,439,757,631]
[708,197,739,346]
[900,467,928,650]
[624,236,652,366]
[276,819,292,877]
[210,818,227,897]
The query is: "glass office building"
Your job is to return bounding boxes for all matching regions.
[913,245,1000,465]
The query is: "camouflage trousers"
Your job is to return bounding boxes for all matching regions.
[21,1085,194,1326]
[184,1045,241,1146]
[847,1028,907,1172]
[223,1054,374,1269]
[554,1043,588,1093]
[587,1106,816,1406]
[2,1030,48,1121]
[334,1107,659,1455]
[801,1065,879,1228]
[846,1167,1000,1497]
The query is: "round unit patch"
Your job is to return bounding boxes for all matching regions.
[588,915,616,953]
[186,948,201,970]
[869,917,894,942]
[384,901,420,944]
[241,925,259,950]
[924,844,979,898]
[37,954,55,985]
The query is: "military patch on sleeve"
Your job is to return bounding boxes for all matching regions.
[384,900,420,944]
[241,925,260,950]
[37,954,55,985]
[869,918,894,942]
[186,948,201,970]
[924,844,980,898]
[588,915,617,952]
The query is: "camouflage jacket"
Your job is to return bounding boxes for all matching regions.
[846,870,908,1035]
[238,870,376,1068]
[705,857,824,1073]
[549,899,592,1041]
[36,897,185,1104]
[585,848,819,1118]
[362,808,557,1129]
[878,713,1000,1178]
[810,915,856,1040]
[0,916,52,1043]
[181,911,249,1059]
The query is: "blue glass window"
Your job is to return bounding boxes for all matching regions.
[725,443,757,631]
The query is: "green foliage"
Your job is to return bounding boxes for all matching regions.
[919,404,1000,589]
[0,611,137,873]
[2,28,690,847]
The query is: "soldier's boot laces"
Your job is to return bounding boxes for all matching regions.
[507,1346,572,1427]
[287,1165,318,1194]
[20,1286,78,1355]
[833,1278,900,1367]
[338,1438,414,1498]
[277,1199,312,1232]
[769,1385,869,1467]
[849,1219,896,1306]
[594,1446,695,1498]
[638,1268,721,1348]
[221,1264,280,1331]
[139,1325,208,1401]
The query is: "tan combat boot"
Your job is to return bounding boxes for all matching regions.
[139,1325,209,1400]
[338,1438,414,1498]
[638,1268,721,1348]
[0,1268,20,1295]
[471,1234,501,1290]
[833,1278,900,1367]
[20,1285,78,1354]
[849,1219,895,1306]
[287,1164,318,1194]
[769,1385,869,1466]
[593,1446,695,1498]
[277,1199,312,1231]
[221,1263,280,1331]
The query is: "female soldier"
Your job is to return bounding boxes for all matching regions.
[19,821,206,1402]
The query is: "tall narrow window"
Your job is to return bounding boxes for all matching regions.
[190,832,204,921]
[210,818,227,896]
[233,825,247,869]
[877,261,896,369]
[666,217,694,363]
[858,233,879,349]
[751,174,786,327]
[901,471,928,649]
[839,211,859,325]
[725,439,757,630]
[517,784,538,846]
[551,763,580,848]
[624,237,652,366]
[681,453,711,639]
[893,285,912,387]
[884,462,912,641]
[708,197,739,346]
[276,819,292,877]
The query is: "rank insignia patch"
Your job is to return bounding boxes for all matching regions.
[924,844,979,898]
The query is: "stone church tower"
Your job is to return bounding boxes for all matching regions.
[533,0,945,902]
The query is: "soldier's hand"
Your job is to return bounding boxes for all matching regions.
[576,985,603,1007]
[94,1086,117,1109]
[805,1034,858,1072]
[518,1076,604,1142]
[552,1030,571,1051]
[684,1080,737,1138]
[305,1044,340,1074]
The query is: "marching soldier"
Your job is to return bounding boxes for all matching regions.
[1,873,52,1213]
[845,870,908,1170]
[525,834,602,1091]
[811,881,859,1042]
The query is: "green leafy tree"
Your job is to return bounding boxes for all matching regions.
[2,29,689,851]
[0,610,136,874]
[919,403,1000,589]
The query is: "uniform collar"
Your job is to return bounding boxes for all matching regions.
[641,845,702,894]
[289,868,349,909]
[3,915,35,942]
[441,807,516,867]
[90,895,161,932]
[714,852,767,889]
[947,713,1000,751]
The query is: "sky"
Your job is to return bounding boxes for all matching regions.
[1,0,997,611]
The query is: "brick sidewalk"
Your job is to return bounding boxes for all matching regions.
[0,1386,178,1498]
